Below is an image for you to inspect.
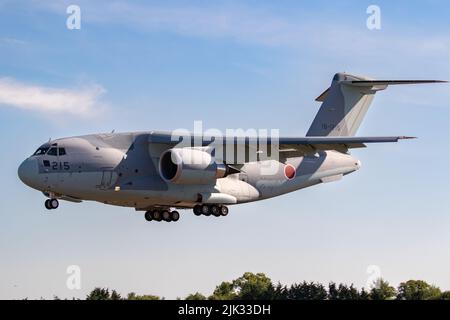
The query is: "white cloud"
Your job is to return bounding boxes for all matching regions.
[0,77,106,116]
[0,37,27,46]
[25,1,450,60]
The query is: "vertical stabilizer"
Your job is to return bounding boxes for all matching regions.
[306,73,445,137]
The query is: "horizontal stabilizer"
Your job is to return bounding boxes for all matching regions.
[349,80,447,86]
[315,78,447,102]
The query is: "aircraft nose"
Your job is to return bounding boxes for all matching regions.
[18,158,38,187]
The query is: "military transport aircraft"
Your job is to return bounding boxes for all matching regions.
[18,73,446,222]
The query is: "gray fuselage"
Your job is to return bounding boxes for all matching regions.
[18,131,361,211]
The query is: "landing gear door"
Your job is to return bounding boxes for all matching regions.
[98,169,116,190]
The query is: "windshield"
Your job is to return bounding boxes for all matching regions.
[33,147,49,156]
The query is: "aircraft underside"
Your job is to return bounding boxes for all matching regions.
[18,72,444,223]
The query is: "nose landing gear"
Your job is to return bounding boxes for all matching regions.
[45,199,59,210]
[193,205,229,217]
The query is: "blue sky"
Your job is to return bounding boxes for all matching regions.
[1,0,450,299]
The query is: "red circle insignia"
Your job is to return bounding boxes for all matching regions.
[284,164,296,180]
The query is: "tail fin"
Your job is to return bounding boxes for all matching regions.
[306,73,446,137]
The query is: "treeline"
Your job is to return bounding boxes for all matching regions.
[81,272,450,301]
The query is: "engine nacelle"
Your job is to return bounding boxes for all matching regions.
[159,148,232,185]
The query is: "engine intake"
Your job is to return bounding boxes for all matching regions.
[159,148,238,185]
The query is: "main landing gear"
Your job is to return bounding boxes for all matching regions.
[144,210,180,223]
[45,199,59,210]
[193,205,229,217]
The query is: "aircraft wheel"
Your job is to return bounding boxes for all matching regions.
[162,210,171,222]
[45,199,52,210]
[193,205,202,216]
[171,211,180,222]
[49,199,59,209]
[144,211,153,221]
[201,205,211,216]
[220,206,229,217]
[211,205,221,217]
[152,210,162,222]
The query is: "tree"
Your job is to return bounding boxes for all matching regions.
[272,282,288,300]
[359,288,370,300]
[338,284,360,300]
[233,272,273,300]
[126,292,161,300]
[370,279,396,300]
[209,281,237,300]
[441,291,450,300]
[185,292,207,300]
[110,290,122,300]
[328,282,339,300]
[328,283,362,300]
[209,272,273,300]
[286,282,327,300]
[397,280,442,300]
[86,288,111,300]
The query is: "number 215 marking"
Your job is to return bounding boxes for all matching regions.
[52,162,70,171]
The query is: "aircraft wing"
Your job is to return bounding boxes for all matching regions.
[148,132,414,160]
[275,136,414,158]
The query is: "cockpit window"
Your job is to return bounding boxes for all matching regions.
[47,148,58,156]
[59,148,66,156]
[33,147,49,156]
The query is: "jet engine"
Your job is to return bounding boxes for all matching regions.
[159,148,238,184]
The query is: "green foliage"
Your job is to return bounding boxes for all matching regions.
[209,281,237,300]
[80,275,448,301]
[126,292,161,300]
[86,288,111,300]
[209,272,273,300]
[285,282,328,300]
[233,272,273,300]
[328,283,361,300]
[185,292,207,300]
[441,291,450,300]
[272,282,288,300]
[370,279,397,300]
[86,288,160,300]
[359,288,370,300]
[110,290,122,300]
[397,280,442,300]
